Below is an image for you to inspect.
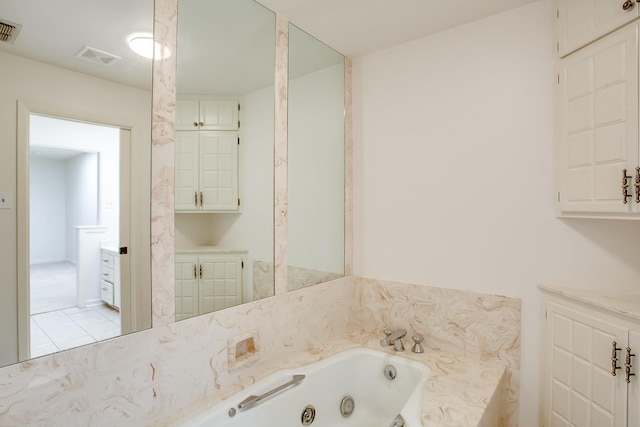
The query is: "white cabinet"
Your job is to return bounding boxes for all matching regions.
[556,21,640,217]
[100,248,120,309]
[175,251,245,321]
[175,131,239,211]
[542,296,640,427]
[557,0,639,57]
[176,98,239,131]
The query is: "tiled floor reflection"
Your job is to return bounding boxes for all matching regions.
[30,262,121,359]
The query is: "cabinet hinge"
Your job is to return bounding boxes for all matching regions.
[545,310,548,320]
[556,9,559,19]
[556,42,559,52]
[557,74,560,84]
[557,192,560,202]
[241,260,244,269]
[238,103,241,111]
[238,120,241,128]
[238,198,241,207]
[237,137,240,145]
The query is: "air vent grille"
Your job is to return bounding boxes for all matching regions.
[0,20,22,44]
[76,45,121,66]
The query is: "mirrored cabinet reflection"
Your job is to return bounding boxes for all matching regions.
[174,0,276,319]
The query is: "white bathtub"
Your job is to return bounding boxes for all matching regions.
[177,348,431,427]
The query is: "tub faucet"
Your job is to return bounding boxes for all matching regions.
[380,328,407,352]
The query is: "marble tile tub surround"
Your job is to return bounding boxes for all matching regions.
[0,277,355,426]
[0,276,520,426]
[353,277,521,368]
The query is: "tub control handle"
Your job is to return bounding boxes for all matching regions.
[237,374,305,410]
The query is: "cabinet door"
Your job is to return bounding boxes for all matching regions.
[557,0,639,57]
[628,330,640,425]
[557,23,639,215]
[546,303,627,427]
[199,133,239,211]
[199,255,243,314]
[175,256,199,321]
[199,100,239,130]
[175,132,200,211]
[176,99,201,130]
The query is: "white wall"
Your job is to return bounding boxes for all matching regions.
[288,64,345,273]
[0,50,151,367]
[29,157,66,264]
[352,1,640,425]
[65,153,99,263]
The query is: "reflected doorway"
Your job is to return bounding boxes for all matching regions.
[22,114,130,359]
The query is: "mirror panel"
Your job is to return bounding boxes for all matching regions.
[0,0,153,368]
[287,24,345,292]
[174,0,275,320]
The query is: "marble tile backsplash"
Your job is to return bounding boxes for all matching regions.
[353,277,521,368]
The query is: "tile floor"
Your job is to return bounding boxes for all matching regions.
[30,262,121,359]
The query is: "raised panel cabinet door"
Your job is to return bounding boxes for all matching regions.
[199,100,239,131]
[546,303,627,427]
[627,330,640,425]
[557,23,639,215]
[175,132,201,211]
[199,133,239,211]
[175,255,199,321]
[557,0,639,57]
[176,99,201,130]
[198,256,243,314]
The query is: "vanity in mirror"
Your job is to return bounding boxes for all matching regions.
[0,0,153,368]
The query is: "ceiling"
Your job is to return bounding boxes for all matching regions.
[258,0,540,56]
[0,0,539,92]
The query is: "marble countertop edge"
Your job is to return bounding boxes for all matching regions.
[538,284,640,322]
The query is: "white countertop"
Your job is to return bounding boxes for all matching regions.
[539,284,640,322]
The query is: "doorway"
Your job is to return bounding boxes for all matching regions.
[17,112,131,360]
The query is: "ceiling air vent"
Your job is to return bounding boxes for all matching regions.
[76,45,121,66]
[0,19,22,44]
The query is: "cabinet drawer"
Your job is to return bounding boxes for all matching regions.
[101,253,115,269]
[101,267,114,283]
[101,280,114,305]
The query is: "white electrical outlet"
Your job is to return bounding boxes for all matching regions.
[0,192,11,209]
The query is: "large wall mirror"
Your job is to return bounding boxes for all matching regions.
[174,0,276,320]
[0,0,153,368]
[287,24,345,291]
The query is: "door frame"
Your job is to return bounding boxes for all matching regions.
[16,100,134,360]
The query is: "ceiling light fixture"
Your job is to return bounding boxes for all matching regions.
[127,32,171,60]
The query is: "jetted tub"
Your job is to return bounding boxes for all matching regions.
[177,348,431,427]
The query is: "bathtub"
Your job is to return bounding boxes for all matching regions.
[177,348,431,427]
